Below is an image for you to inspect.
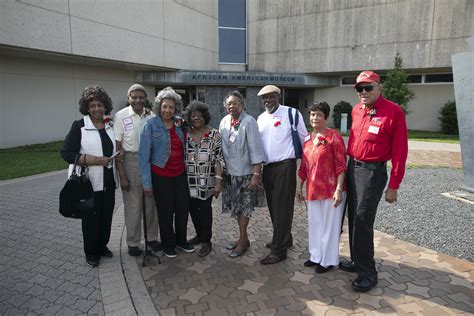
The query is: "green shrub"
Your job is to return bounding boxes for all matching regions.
[438,100,458,135]
[332,101,352,129]
[144,99,153,109]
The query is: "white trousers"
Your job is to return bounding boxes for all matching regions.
[307,193,346,267]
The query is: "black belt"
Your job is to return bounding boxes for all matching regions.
[266,158,296,167]
[350,158,386,169]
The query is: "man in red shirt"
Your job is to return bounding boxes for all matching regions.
[340,71,408,292]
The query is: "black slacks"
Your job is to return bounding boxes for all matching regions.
[262,159,296,257]
[151,172,190,251]
[189,196,213,244]
[346,159,387,278]
[82,188,115,256]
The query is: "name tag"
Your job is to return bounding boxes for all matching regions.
[368,125,380,134]
[125,123,134,131]
[123,117,134,131]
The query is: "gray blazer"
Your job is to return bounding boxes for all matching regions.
[219,112,265,176]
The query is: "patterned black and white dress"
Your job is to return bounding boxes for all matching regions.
[185,129,223,200]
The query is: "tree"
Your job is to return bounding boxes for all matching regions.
[381,52,415,115]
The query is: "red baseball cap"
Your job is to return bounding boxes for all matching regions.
[354,71,380,87]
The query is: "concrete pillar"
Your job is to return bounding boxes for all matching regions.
[451,37,474,192]
[340,113,348,134]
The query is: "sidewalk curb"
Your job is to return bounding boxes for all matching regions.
[99,205,157,315]
[0,169,66,185]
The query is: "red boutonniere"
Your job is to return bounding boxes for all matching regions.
[203,132,210,140]
[231,118,240,131]
[174,116,184,127]
[103,116,113,126]
[317,135,328,146]
[274,120,281,127]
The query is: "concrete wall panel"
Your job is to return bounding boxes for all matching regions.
[69,0,164,37]
[173,0,217,17]
[163,1,217,52]
[406,84,454,131]
[164,42,217,70]
[249,0,473,73]
[19,0,69,14]
[0,56,154,148]
[70,17,165,66]
[0,1,71,53]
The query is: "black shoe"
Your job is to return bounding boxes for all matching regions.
[304,260,318,267]
[198,243,212,257]
[176,243,195,253]
[260,254,287,265]
[339,260,356,273]
[86,255,99,267]
[188,236,201,245]
[128,246,143,257]
[352,276,378,292]
[147,241,162,252]
[163,248,177,258]
[315,265,333,274]
[100,247,113,258]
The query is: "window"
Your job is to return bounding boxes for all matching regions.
[341,74,425,86]
[425,73,453,83]
[341,76,356,85]
[407,75,422,83]
[218,0,246,64]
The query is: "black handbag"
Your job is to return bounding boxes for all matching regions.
[59,155,95,218]
[288,107,303,159]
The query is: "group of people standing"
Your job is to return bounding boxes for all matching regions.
[61,70,407,293]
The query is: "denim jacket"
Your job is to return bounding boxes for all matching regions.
[139,116,185,189]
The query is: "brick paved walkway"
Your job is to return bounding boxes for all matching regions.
[139,201,473,315]
[0,172,105,315]
[1,142,472,315]
[407,150,462,168]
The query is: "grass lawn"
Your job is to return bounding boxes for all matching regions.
[0,129,460,181]
[0,141,68,181]
[308,127,459,143]
[407,130,459,143]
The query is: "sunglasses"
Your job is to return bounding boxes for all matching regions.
[355,85,374,93]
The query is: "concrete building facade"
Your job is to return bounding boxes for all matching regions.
[0,0,472,148]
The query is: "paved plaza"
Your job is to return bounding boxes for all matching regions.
[0,141,472,315]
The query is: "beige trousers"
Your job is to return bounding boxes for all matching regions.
[122,152,159,247]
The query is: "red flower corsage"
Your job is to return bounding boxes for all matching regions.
[274,120,281,127]
[231,119,240,131]
[103,116,113,126]
[317,135,328,146]
[203,132,210,140]
[174,116,184,127]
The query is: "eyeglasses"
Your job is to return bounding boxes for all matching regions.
[355,85,374,93]
[225,101,241,107]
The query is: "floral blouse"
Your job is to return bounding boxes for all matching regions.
[185,129,223,200]
[298,128,347,201]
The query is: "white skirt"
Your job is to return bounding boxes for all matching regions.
[307,192,346,267]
